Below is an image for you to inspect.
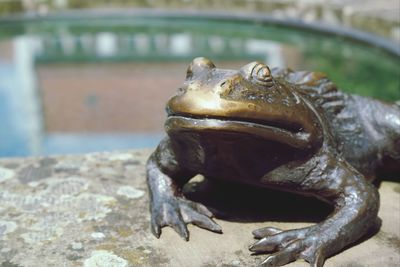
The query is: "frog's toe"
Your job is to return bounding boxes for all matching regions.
[150,215,162,238]
[249,228,306,253]
[259,239,303,266]
[169,215,190,241]
[252,227,283,239]
[181,201,222,233]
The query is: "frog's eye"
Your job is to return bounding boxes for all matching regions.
[240,62,273,87]
[186,57,216,79]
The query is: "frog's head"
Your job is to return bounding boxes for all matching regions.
[166,57,323,149]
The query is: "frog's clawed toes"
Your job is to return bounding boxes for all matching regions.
[151,199,189,240]
[180,201,222,233]
[249,227,326,267]
[150,197,221,241]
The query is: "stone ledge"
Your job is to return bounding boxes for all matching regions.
[0,150,399,267]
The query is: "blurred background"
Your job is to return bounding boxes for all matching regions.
[0,0,399,157]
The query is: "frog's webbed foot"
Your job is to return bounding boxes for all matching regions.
[151,196,222,241]
[249,226,325,267]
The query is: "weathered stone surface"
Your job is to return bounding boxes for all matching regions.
[0,150,399,266]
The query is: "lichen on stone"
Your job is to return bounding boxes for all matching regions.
[0,220,17,240]
[0,167,15,183]
[117,186,144,199]
[83,250,128,267]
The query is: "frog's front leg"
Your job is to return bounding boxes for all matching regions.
[146,138,222,241]
[249,153,380,267]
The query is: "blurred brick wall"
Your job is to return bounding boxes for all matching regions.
[36,61,251,133]
[37,62,183,133]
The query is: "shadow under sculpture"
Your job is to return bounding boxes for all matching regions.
[146,57,400,267]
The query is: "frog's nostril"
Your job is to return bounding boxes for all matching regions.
[177,87,186,95]
[219,83,233,97]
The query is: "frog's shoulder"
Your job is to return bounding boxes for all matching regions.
[271,67,347,115]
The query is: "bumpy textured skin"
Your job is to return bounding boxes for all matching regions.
[146,58,400,266]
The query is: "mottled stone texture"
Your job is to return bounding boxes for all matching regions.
[0,150,399,267]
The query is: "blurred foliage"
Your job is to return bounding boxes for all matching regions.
[68,0,150,8]
[0,17,398,100]
[0,0,23,15]
[0,0,398,42]
[303,40,400,100]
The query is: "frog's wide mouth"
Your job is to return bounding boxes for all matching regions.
[165,115,311,149]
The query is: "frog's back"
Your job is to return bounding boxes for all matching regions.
[328,94,400,180]
[275,68,400,180]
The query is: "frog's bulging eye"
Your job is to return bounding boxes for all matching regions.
[252,64,273,86]
[186,57,216,79]
[256,66,271,80]
[240,62,274,87]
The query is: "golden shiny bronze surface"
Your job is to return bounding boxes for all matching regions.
[147,57,400,266]
[167,58,322,150]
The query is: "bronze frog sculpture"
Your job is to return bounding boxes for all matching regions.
[146,57,400,266]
